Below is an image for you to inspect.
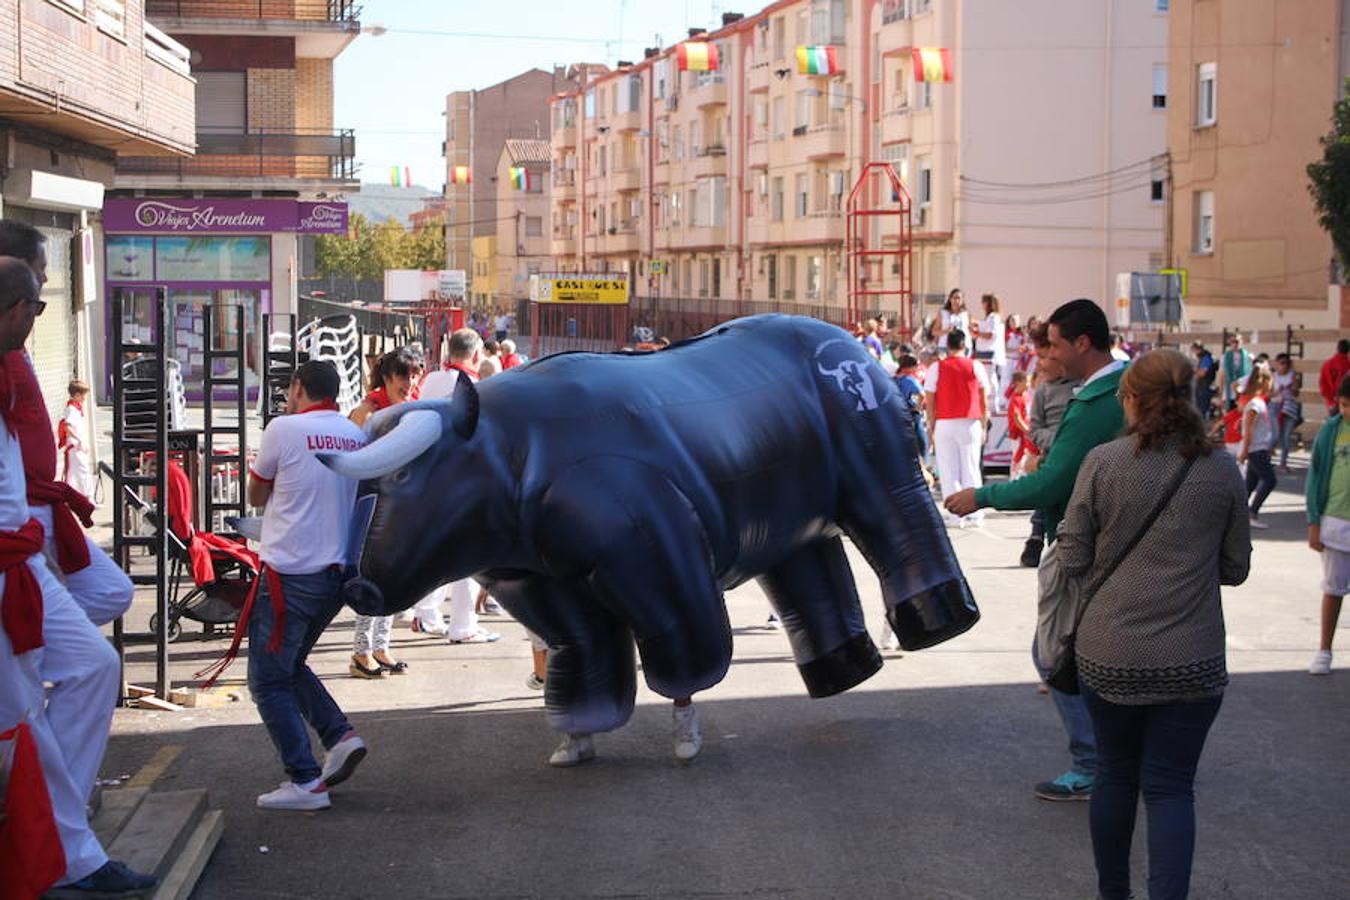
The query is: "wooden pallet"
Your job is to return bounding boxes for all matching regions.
[52,786,224,900]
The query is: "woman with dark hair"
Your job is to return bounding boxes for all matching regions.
[1058,348,1251,900]
[348,348,422,678]
[931,288,969,350]
[1271,352,1303,472]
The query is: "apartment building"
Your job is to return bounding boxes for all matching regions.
[1169,0,1345,330]
[491,139,552,307]
[443,68,577,273]
[104,0,361,400]
[0,0,195,419]
[549,0,1168,325]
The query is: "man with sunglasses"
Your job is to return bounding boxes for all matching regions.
[0,255,156,896]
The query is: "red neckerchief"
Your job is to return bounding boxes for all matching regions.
[196,561,284,689]
[443,362,478,379]
[297,400,340,414]
[0,518,47,654]
[363,388,393,411]
[67,399,83,414]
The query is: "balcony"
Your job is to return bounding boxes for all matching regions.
[880,104,912,146]
[145,1,361,57]
[672,224,727,250]
[611,167,642,192]
[553,123,577,150]
[748,61,772,94]
[748,210,844,246]
[747,139,768,170]
[794,123,847,160]
[117,128,357,187]
[696,79,728,109]
[551,227,578,259]
[692,145,728,178]
[612,109,642,133]
[603,226,641,255]
[553,171,577,199]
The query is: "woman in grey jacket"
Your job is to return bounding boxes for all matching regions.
[1059,348,1251,900]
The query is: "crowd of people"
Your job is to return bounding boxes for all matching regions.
[0,229,1342,899]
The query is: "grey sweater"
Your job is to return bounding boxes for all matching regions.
[1028,377,1081,452]
[1058,438,1251,705]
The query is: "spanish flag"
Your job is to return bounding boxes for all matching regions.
[795,46,840,76]
[389,166,412,187]
[676,41,719,72]
[912,47,953,83]
[450,165,472,185]
[509,166,530,191]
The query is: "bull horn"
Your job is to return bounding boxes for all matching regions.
[318,409,442,481]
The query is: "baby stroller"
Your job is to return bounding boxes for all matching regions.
[120,459,258,642]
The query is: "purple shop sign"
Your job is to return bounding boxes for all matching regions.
[104,198,348,234]
[296,201,348,234]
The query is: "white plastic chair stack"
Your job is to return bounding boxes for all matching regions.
[296,315,363,415]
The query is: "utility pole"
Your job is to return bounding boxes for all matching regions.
[1163,150,1174,270]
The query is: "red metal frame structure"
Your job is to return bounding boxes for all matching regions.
[846,162,913,337]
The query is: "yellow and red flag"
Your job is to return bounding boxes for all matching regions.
[450,165,472,185]
[677,41,719,72]
[912,47,953,83]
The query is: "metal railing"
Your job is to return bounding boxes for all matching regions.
[145,0,361,23]
[117,128,357,180]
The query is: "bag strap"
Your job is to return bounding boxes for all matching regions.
[1072,452,1198,629]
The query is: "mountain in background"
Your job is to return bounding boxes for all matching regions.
[344,184,437,227]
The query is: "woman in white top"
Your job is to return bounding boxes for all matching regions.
[973,293,1006,365]
[932,289,969,352]
[1239,365,1278,528]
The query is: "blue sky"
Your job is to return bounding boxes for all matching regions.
[335,0,725,190]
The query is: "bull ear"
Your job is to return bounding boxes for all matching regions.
[452,370,479,439]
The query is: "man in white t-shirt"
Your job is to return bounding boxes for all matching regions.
[246,360,369,811]
[411,328,501,644]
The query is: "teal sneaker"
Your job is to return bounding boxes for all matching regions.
[1034,771,1093,801]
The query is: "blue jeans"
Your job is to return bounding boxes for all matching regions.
[1082,684,1222,900]
[1271,404,1299,467]
[248,568,352,784]
[1030,636,1096,777]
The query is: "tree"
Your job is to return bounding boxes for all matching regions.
[312,213,445,282]
[1308,78,1350,272]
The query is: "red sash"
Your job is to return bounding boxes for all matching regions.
[0,519,46,655]
[196,562,285,689]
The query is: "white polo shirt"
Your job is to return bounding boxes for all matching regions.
[250,408,366,575]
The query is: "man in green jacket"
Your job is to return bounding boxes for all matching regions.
[1304,375,1350,676]
[944,298,1125,802]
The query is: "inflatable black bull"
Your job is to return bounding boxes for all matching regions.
[321,315,978,735]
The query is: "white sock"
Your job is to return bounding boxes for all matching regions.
[296,777,323,792]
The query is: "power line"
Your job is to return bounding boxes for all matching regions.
[960,157,1158,190]
[378,26,638,46]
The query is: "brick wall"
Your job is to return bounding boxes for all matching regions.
[295,58,332,130]
[0,0,194,153]
[247,67,295,130]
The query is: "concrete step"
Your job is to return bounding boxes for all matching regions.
[73,786,222,900]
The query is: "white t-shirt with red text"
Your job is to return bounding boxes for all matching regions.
[250,408,366,574]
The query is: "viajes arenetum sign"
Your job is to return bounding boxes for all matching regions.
[103,198,348,234]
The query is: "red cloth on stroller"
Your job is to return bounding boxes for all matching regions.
[166,461,259,586]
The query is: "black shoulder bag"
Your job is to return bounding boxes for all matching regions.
[1046,454,1197,695]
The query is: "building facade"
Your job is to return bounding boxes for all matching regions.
[492,139,552,309]
[443,68,577,273]
[549,0,1168,327]
[0,0,195,419]
[104,0,361,399]
[1169,0,1344,330]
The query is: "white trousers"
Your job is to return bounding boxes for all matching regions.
[0,557,116,884]
[30,504,135,627]
[934,418,985,522]
[411,578,479,639]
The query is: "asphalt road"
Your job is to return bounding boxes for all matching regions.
[103,467,1350,899]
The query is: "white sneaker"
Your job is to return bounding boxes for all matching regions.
[548,734,596,767]
[320,734,367,788]
[525,672,545,690]
[1309,650,1333,675]
[1249,517,1269,530]
[257,780,330,811]
[881,629,901,652]
[765,614,783,630]
[673,704,703,762]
